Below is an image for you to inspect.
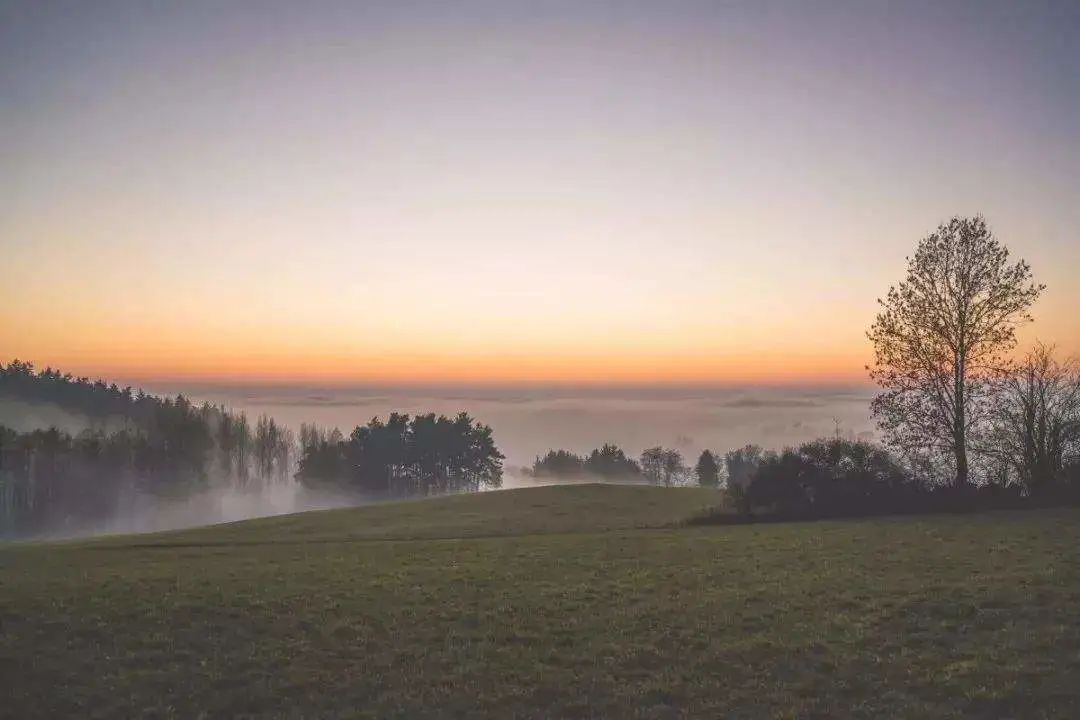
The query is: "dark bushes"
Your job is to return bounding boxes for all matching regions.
[705,437,1076,524]
[743,438,919,518]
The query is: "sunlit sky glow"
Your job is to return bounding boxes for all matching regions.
[2,0,1077,386]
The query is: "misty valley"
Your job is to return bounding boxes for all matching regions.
[4,2,1079,715]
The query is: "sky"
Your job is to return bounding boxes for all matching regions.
[2,0,1078,386]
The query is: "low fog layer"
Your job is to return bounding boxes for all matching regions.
[0,398,124,436]
[2,385,875,538]
[34,481,364,541]
[154,384,876,483]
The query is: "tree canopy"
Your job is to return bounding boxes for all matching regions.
[694,450,720,488]
[868,216,1043,487]
[296,413,503,496]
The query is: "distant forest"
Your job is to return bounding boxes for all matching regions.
[0,361,294,536]
[0,361,502,537]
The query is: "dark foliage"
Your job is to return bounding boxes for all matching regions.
[742,438,919,519]
[528,444,641,481]
[723,445,763,490]
[695,450,720,488]
[1,360,297,536]
[296,413,503,496]
[530,449,587,478]
[710,437,1080,523]
[585,444,641,479]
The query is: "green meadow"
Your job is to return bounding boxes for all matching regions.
[2,484,1078,719]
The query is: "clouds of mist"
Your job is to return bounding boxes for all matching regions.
[41,482,364,541]
[4,385,877,537]
[0,399,120,435]
[0,398,367,540]
[158,383,877,474]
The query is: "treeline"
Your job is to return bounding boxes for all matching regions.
[527,443,698,486]
[0,361,504,537]
[296,413,503,496]
[0,361,294,536]
[1,360,153,421]
[526,431,1080,521]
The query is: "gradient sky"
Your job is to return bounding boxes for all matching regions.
[2,0,1078,385]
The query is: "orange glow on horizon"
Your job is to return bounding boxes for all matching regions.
[3,345,871,388]
[4,297,1072,388]
[3,2,1078,393]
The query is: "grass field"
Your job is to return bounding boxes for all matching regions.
[2,484,1079,719]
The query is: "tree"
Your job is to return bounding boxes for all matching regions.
[640,446,685,486]
[661,449,687,486]
[640,447,665,485]
[584,443,641,479]
[724,444,763,489]
[868,216,1043,488]
[992,343,1080,495]
[531,450,585,478]
[298,412,503,496]
[694,450,720,487]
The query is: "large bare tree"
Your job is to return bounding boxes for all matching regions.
[992,343,1080,493]
[868,216,1043,488]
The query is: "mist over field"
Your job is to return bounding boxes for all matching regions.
[147,383,877,483]
[0,379,876,538]
[39,481,364,541]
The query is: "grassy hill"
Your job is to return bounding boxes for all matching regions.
[2,484,1079,719]
[107,482,727,546]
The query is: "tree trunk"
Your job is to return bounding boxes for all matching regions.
[954,354,969,489]
[954,433,969,489]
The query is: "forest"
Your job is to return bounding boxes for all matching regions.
[0,361,295,537]
[0,362,503,537]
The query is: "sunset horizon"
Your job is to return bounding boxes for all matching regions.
[4,1,1077,388]
[4,3,1080,716]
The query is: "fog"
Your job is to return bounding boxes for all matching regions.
[35,481,366,541]
[0,398,121,435]
[3,384,877,538]
[153,383,878,485]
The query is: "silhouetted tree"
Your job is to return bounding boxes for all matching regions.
[695,450,720,487]
[296,412,503,496]
[584,443,641,479]
[724,444,763,490]
[992,343,1080,496]
[640,446,685,486]
[869,216,1043,488]
[531,449,586,478]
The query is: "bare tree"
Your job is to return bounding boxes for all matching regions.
[640,447,666,485]
[868,216,1043,488]
[992,343,1080,494]
[661,448,687,487]
[640,446,686,486]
